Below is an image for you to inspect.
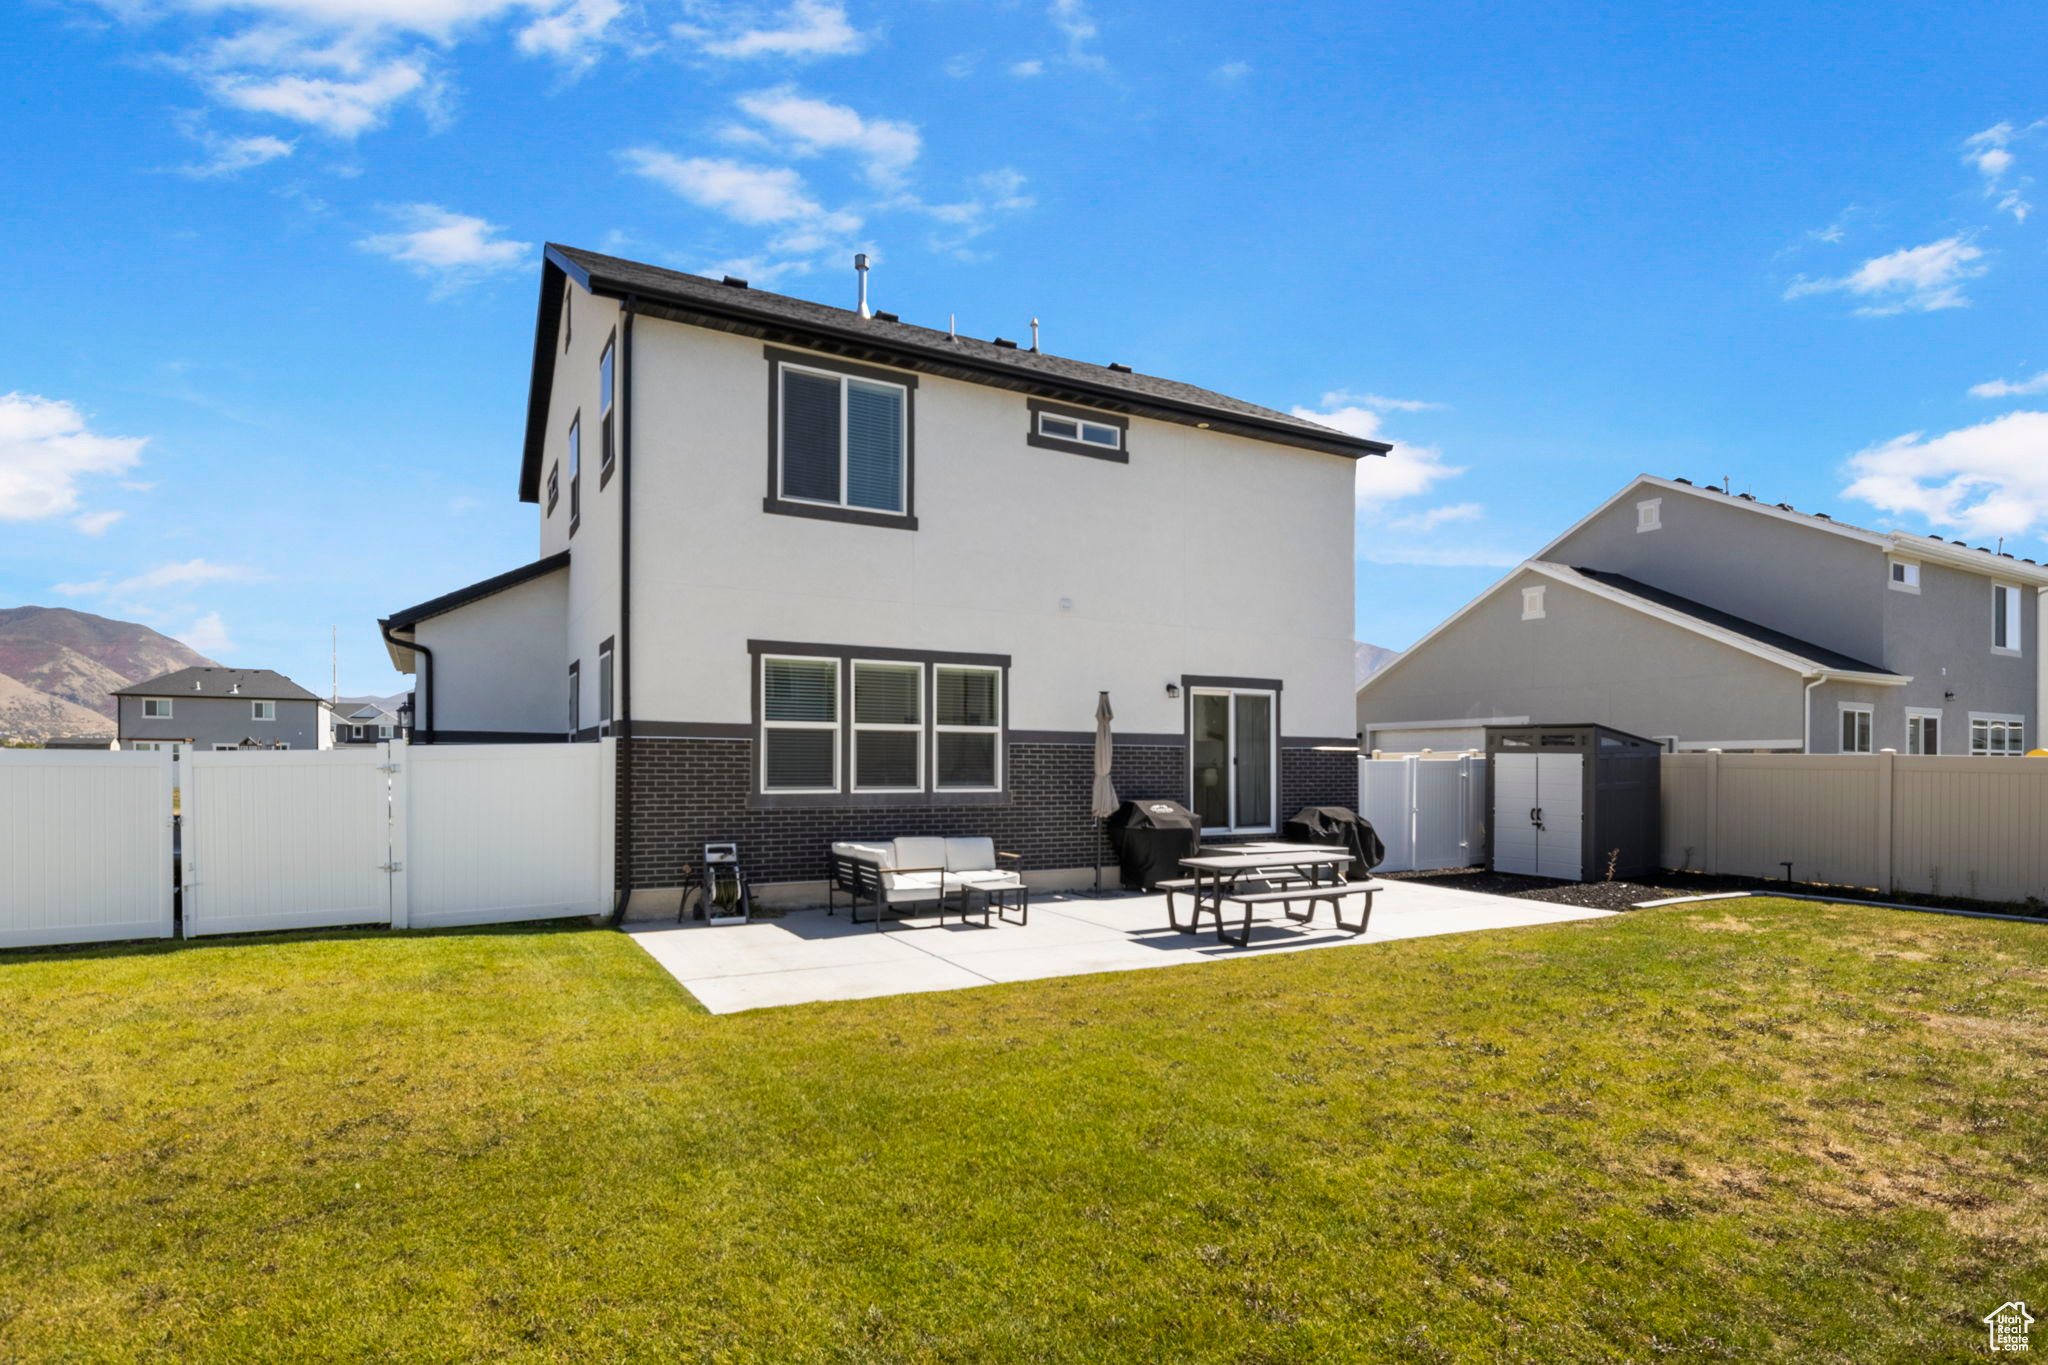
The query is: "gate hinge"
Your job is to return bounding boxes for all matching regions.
[379,862,404,873]
[378,764,401,774]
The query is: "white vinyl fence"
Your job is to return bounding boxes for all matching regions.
[1360,754,1487,872]
[1662,751,2048,903]
[0,750,175,948]
[3,740,614,950]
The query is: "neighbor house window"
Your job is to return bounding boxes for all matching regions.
[1993,583,2023,653]
[129,741,162,752]
[546,463,560,515]
[852,661,923,791]
[567,414,581,531]
[1636,498,1662,532]
[351,725,365,740]
[1027,400,1129,461]
[1839,704,1873,754]
[1521,586,1546,620]
[934,665,1001,790]
[761,656,840,792]
[142,697,172,719]
[1972,716,2025,756]
[1906,711,1940,755]
[568,661,580,736]
[251,700,275,722]
[599,337,616,481]
[770,352,911,520]
[597,638,614,728]
[1889,560,1920,593]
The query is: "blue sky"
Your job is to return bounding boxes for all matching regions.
[4,0,2047,695]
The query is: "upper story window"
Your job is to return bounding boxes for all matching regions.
[764,347,917,530]
[546,463,560,516]
[597,638,615,728]
[1839,703,1872,754]
[1993,582,2023,654]
[567,414,582,533]
[1028,399,1129,462]
[142,697,172,719]
[1636,498,1662,532]
[598,337,616,483]
[1521,586,1546,620]
[1889,559,1920,592]
[251,701,275,722]
[567,660,581,736]
[754,644,1008,799]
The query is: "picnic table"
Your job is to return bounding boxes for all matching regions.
[1168,844,1376,947]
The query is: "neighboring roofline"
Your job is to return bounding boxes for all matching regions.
[1887,532,2048,585]
[1524,562,1909,684]
[518,245,1388,501]
[384,551,570,633]
[1356,559,1910,699]
[110,669,322,702]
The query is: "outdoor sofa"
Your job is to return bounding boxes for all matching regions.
[828,836,1029,930]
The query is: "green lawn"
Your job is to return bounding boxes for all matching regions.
[2,903,2042,1363]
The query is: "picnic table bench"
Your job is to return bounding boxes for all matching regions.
[1171,846,1377,948]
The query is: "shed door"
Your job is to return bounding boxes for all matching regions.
[1492,751,1583,880]
[1534,753,1583,880]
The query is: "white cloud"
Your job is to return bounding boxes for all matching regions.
[1843,410,2048,540]
[1963,120,2040,222]
[1212,60,1249,84]
[208,59,429,137]
[734,86,920,188]
[1783,235,1987,315]
[1313,389,1444,414]
[1048,0,1104,68]
[680,0,865,59]
[942,52,978,78]
[175,132,296,177]
[177,612,236,657]
[0,393,148,522]
[56,559,257,598]
[358,203,531,293]
[1971,369,2048,399]
[623,150,842,226]
[517,0,623,62]
[1009,59,1043,77]
[73,510,125,536]
[1387,502,1483,534]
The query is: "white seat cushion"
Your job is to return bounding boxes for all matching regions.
[831,841,894,868]
[944,836,998,873]
[943,869,1022,892]
[890,836,949,872]
[883,872,946,904]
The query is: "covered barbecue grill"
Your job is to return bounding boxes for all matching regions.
[1106,798,1203,891]
[1282,805,1386,882]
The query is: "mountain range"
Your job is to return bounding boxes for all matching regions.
[0,606,220,742]
[1355,641,1400,687]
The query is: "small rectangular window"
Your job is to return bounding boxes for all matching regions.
[142,697,173,719]
[762,656,840,791]
[1839,705,1872,754]
[546,464,560,515]
[1521,586,1546,620]
[1036,412,1121,450]
[379,724,393,739]
[1027,401,1129,460]
[1993,583,2022,652]
[1636,498,1662,532]
[567,415,581,529]
[568,661,581,736]
[599,338,616,475]
[352,724,365,740]
[1889,560,1920,592]
[1906,712,1939,755]
[852,661,922,791]
[251,700,275,721]
[597,639,614,727]
[1972,717,2024,756]
[934,665,1001,790]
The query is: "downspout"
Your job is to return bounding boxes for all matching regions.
[1801,673,1827,754]
[379,618,434,743]
[611,296,638,924]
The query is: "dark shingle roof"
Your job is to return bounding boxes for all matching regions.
[521,245,1387,500]
[112,667,323,702]
[1561,567,1898,676]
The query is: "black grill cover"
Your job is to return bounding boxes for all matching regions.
[1282,806,1386,881]
[1106,799,1203,892]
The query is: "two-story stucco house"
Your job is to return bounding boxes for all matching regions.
[1358,474,2048,756]
[114,667,335,752]
[381,245,1385,903]
[333,702,405,745]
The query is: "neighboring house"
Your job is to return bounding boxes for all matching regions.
[113,668,335,752]
[381,244,1385,895]
[1358,474,2048,756]
[332,703,403,744]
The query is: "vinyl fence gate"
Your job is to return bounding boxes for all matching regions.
[1359,754,1488,873]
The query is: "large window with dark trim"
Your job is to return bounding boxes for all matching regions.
[934,665,1001,790]
[1993,582,2023,653]
[599,337,615,480]
[852,661,922,791]
[761,656,840,792]
[776,361,907,515]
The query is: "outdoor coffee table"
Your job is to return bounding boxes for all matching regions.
[1174,849,1364,947]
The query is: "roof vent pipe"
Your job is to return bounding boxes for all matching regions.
[853,253,871,318]
[1030,317,1040,352]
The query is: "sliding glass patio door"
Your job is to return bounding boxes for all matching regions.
[1190,688,1277,834]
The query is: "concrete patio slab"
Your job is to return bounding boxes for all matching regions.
[628,879,1617,1014]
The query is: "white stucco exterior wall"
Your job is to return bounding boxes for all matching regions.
[414,568,570,735]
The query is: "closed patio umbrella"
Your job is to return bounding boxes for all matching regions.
[1090,692,1117,894]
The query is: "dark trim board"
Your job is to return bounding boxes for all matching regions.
[386,551,571,630]
[746,640,1011,667]
[1009,729,1185,746]
[416,730,569,744]
[1282,736,1361,750]
[625,720,752,740]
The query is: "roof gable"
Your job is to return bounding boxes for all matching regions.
[112,667,321,702]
